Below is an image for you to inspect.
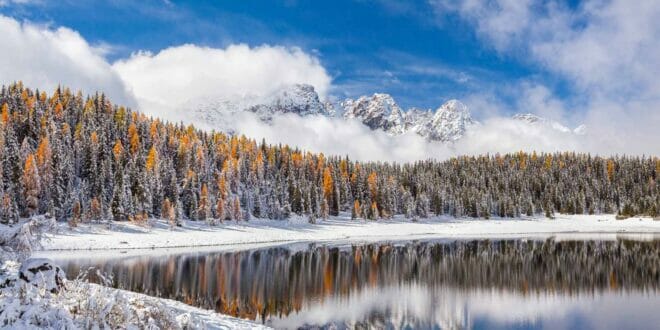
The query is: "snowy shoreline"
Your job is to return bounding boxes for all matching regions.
[0,217,269,329]
[41,213,660,253]
[7,214,658,329]
[0,258,268,329]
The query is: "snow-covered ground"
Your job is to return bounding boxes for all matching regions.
[5,213,659,329]
[0,216,268,329]
[0,258,267,329]
[41,213,660,252]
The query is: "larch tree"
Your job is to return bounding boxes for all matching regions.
[0,83,656,225]
[22,154,40,217]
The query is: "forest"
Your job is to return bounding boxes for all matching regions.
[0,82,658,225]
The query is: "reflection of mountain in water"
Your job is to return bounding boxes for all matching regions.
[59,239,660,328]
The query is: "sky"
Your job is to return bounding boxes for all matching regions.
[0,0,658,160]
[0,0,563,110]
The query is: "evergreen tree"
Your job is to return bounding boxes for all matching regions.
[22,154,40,217]
[0,83,655,225]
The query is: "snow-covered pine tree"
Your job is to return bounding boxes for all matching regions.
[0,83,656,224]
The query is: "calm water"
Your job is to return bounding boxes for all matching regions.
[55,239,660,329]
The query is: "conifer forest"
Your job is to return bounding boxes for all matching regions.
[0,83,658,225]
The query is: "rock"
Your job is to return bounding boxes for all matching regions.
[19,258,66,293]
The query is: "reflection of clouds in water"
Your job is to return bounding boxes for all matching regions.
[468,290,586,323]
[271,285,660,330]
[470,290,660,330]
[270,284,466,329]
[471,290,659,330]
[55,239,660,329]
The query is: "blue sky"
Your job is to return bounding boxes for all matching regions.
[0,0,657,158]
[1,0,552,110]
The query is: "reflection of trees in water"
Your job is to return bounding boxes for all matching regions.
[62,239,659,321]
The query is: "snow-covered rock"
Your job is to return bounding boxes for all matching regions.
[341,93,406,134]
[342,97,478,142]
[19,258,66,293]
[425,100,478,142]
[247,84,331,121]
[1,261,266,329]
[189,84,331,132]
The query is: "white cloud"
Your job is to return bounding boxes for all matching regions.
[531,1,660,97]
[112,44,332,120]
[0,15,135,106]
[0,0,40,7]
[433,0,660,156]
[457,117,582,155]
[433,0,538,53]
[213,112,453,162]
[0,15,331,122]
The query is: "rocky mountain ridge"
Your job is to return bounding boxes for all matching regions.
[190,83,585,142]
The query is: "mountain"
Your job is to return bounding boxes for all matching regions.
[512,113,586,135]
[188,96,252,133]
[341,94,406,135]
[247,84,331,121]
[341,95,478,142]
[189,83,583,143]
[423,100,478,142]
[189,84,331,132]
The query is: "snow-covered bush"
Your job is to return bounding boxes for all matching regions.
[0,216,263,329]
[18,258,66,294]
[0,216,56,260]
[1,263,186,329]
[0,218,183,328]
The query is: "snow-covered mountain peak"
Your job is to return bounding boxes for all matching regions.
[404,108,432,125]
[188,84,331,131]
[512,113,549,125]
[439,99,469,114]
[425,100,478,142]
[248,84,330,120]
[342,93,401,117]
[189,85,588,147]
[341,93,405,134]
[512,113,578,133]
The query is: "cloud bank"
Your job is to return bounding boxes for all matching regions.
[0,15,134,106]
[433,0,660,156]
[230,112,454,162]
[112,44,332,120]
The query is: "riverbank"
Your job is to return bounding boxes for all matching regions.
[42,213,660,252]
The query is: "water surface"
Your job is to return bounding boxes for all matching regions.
[55,239,660,329]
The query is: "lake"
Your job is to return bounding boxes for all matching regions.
[53,238,660,329]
